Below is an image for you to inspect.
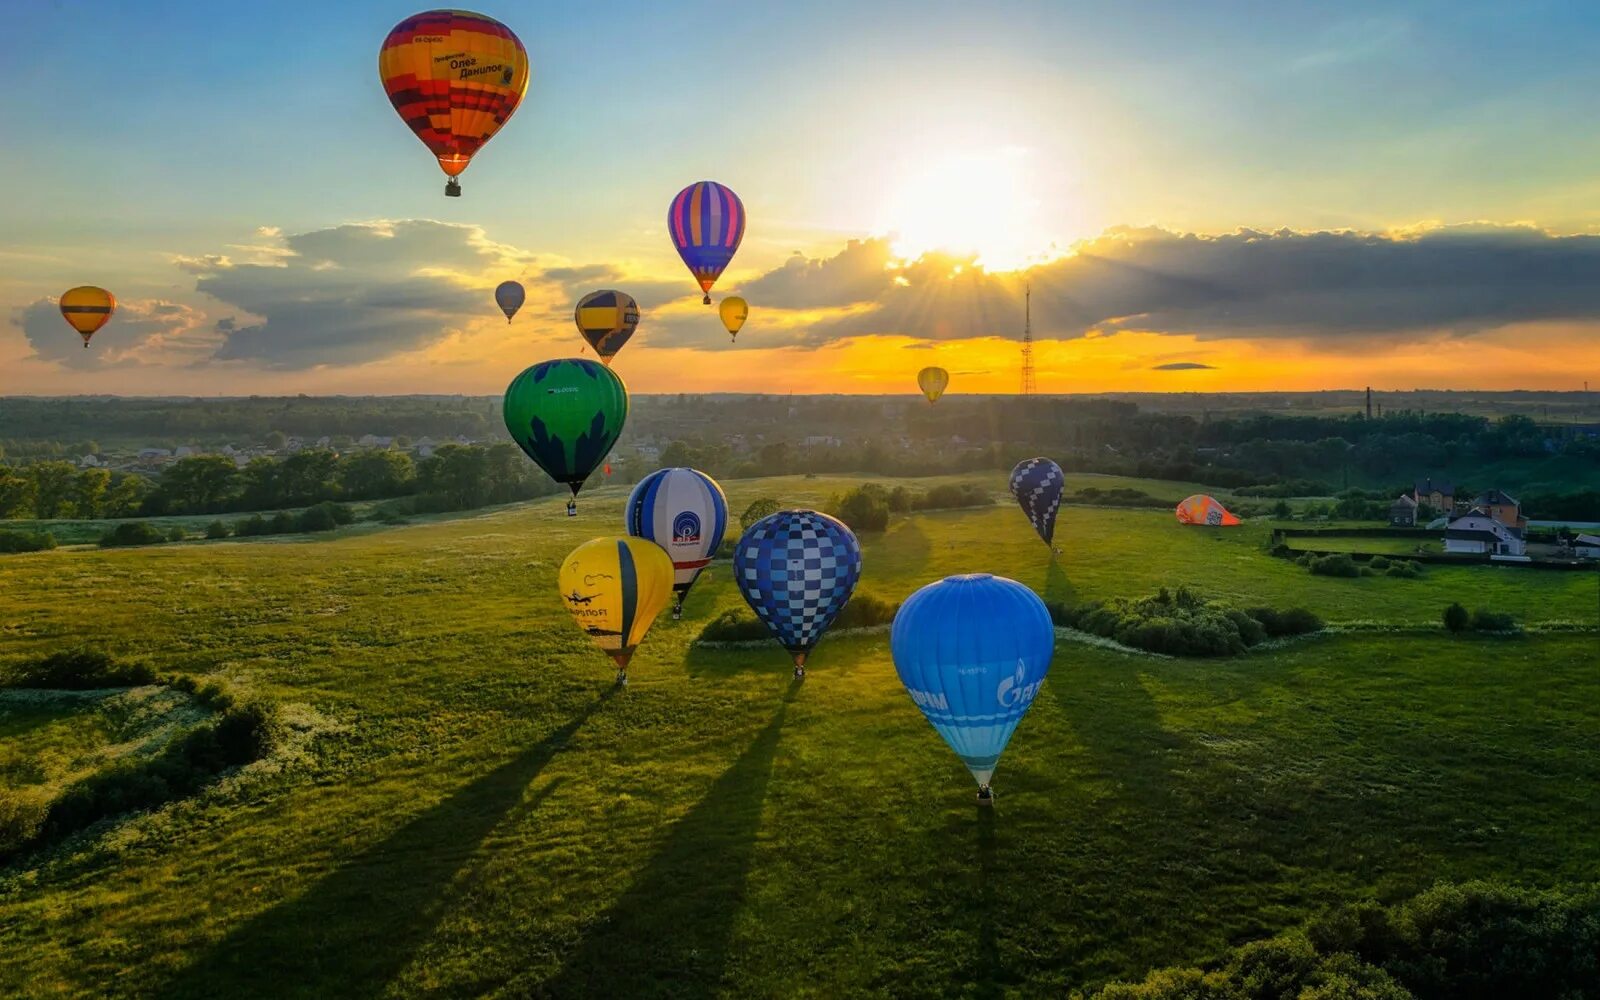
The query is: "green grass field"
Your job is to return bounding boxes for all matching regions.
[1,474,1597,997]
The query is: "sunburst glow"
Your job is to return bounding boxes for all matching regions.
[876,148,1054,272]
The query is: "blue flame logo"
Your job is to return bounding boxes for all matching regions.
[673,511,701,543]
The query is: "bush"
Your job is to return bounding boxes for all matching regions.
[887,485,914,513]
[1369,555,1392,569]
[235,514,270,537]
[0,529,56,554]
[1470,608,1518,633]
[1064,588,1321,656]
[212,701,284,765]
[296,500,351,533]
[98,521,166,548]
[741,497,781,531]
[1307,553,1362,578]
[166,526,187,542]
[914,482,992,510]
[268,511,297,534]
[829,591,898,629]
[697,609,772,642]
[0,789,48,857]
[830,485,890,532]
[1247,606,1324,637]
[2,649,156,690]
[204,519,230,539]
[1385,560,1423,579]
[1443,603,1470,632]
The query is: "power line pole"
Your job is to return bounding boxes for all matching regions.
[1020,283,1035,397]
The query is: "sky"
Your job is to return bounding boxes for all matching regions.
[2,0,1598,396]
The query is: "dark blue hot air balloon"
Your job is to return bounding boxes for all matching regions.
[494,280,526,323]
[1009,457,1064,549]
[733,509,861,678]
[891,573,1055,803]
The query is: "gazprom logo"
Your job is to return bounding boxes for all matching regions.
[673,511,701,543]
[907,688,949,711]
[996,660,1041,708]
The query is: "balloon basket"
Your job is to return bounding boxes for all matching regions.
[445,178,461,197]
[702,294,712,306]
[976,785,994,807]
[671,605,683,621]
[792,666,806,680]
[615,669,628,687]
[566,501,577,517]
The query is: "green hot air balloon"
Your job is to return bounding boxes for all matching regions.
[503,358,629,516]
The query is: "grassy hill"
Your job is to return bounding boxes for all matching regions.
[1,474,1596,997]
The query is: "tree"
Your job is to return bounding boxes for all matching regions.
[1272,499,1293,519]
[157,456,240,513]
[238,457,281,510]
[417,444,489,510]
[831,484,890,532]
[660,441,695,468]
[338,450,414,500]
[71,468,111,518]
[1443,602,1470,633]
[28,461,79,519]
[102,474,150,518]
[275,450,339,506]
[0,467,36,518]
[263,430,287,450]
[741,497,781,531]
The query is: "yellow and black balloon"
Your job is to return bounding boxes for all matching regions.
[574,290,640,364]
[917,366,949,403]
[719,296,748,342]
[59,286,116,349]
[558,536,674,684]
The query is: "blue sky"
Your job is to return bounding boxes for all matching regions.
[2,1,1597,393]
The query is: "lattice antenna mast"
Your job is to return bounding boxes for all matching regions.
[1020,283,1036,396]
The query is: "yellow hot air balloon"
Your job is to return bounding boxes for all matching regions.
[558,536,674,685]
[59,286,116,349]
[917,366,949,403]
[719,296,748,342]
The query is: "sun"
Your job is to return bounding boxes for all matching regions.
[876,147,1055,272]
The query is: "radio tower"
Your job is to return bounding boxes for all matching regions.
[1020,283,1036,396]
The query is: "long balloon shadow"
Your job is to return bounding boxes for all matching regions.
[160,690,613,1000]
[535,689,791,998]
[973,807,1004,1000]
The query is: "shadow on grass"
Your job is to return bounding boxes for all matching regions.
[873,517,932,578]
[973,807,1005,1000]
[1042,554,1075,606]
[160,690,614,1000]
[681,639,797,680]
[534,685,793,998]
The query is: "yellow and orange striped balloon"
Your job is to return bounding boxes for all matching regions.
[59,286,115,349]
[378,10,530,196]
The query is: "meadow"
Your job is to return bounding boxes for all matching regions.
[1,473,1597,997]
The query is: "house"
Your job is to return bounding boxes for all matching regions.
[1389,494,1418,527]
[1412,478,1454,512]
[1471,489,1524,530]
[173,446,197,458]
[78,454,102,468]
[1444,511,1526,556]
[1574,534,1600,559]
[137,448,172,460]
[357,434,394,449]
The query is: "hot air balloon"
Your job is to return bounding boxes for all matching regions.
[379,10,530,196]
[1176,494,1241,526]
[494,281,525,323]
[58,287,116,349]
[719,297,748,342]
[559,536,675,686]
[625,468,729,620]
[917,366,949,403]
[574,290,640,363]
[734,510,861,679]
[1009,457,1065,551]
[503,359,628,516]
[891,573,1054,803]
[669,181,745,304]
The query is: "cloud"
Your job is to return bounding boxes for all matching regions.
[718,224,1600,348]
[1152,362,1217,370]
[14,297,212,369]
[189,220,536,369]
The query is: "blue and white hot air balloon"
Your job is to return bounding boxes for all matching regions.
[734,509,862,678]
[1009,457,1064,550]
[624,467,729,619]
[891,573,1055,803]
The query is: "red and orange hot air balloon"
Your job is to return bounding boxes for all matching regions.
[379,10,530,197]
[1175,494,1241,526]
[59,286,115,349]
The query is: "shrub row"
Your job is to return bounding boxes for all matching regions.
[697,592,899,643]
[0,649,156,690]
[830,482,993,533]
[0,529,56,554]
[1092,880,1600,999]
[1443,602,1518,633]
[1051,587,1322,656]
[98,522,177,548]
[1296,552,1424,579]
[1061,487,1169,509]
[231,501,355,538]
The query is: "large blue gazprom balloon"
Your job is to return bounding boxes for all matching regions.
[733,509,862,676]
[1009,457,1064,548]
[624,467,729,618]
[891,574,1054,797]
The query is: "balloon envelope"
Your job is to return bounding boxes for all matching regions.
[1009,457,1065,547]
[503,359,628,497]
[574,290,641,362]
[669,181,745,303]
[625,468,729,608]
[59,286,115,347]
[559,536,674,669]
[1176,494,1241,526]
[495,280,525,322]
[379,10,530,190]
[891,574,1054,788]
[719,297,748,340]
[733,510,861,665]
[917,366,949,403]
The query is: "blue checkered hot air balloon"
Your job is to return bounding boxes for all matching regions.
[733,509,862,678]
[891,574,1055,803]
[1009,457,1064,550]
[624,467,729,620]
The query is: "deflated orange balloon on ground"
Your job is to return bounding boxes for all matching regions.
[1176,494,1241,526]
[59,286,115,348]
[379,10,530,196]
